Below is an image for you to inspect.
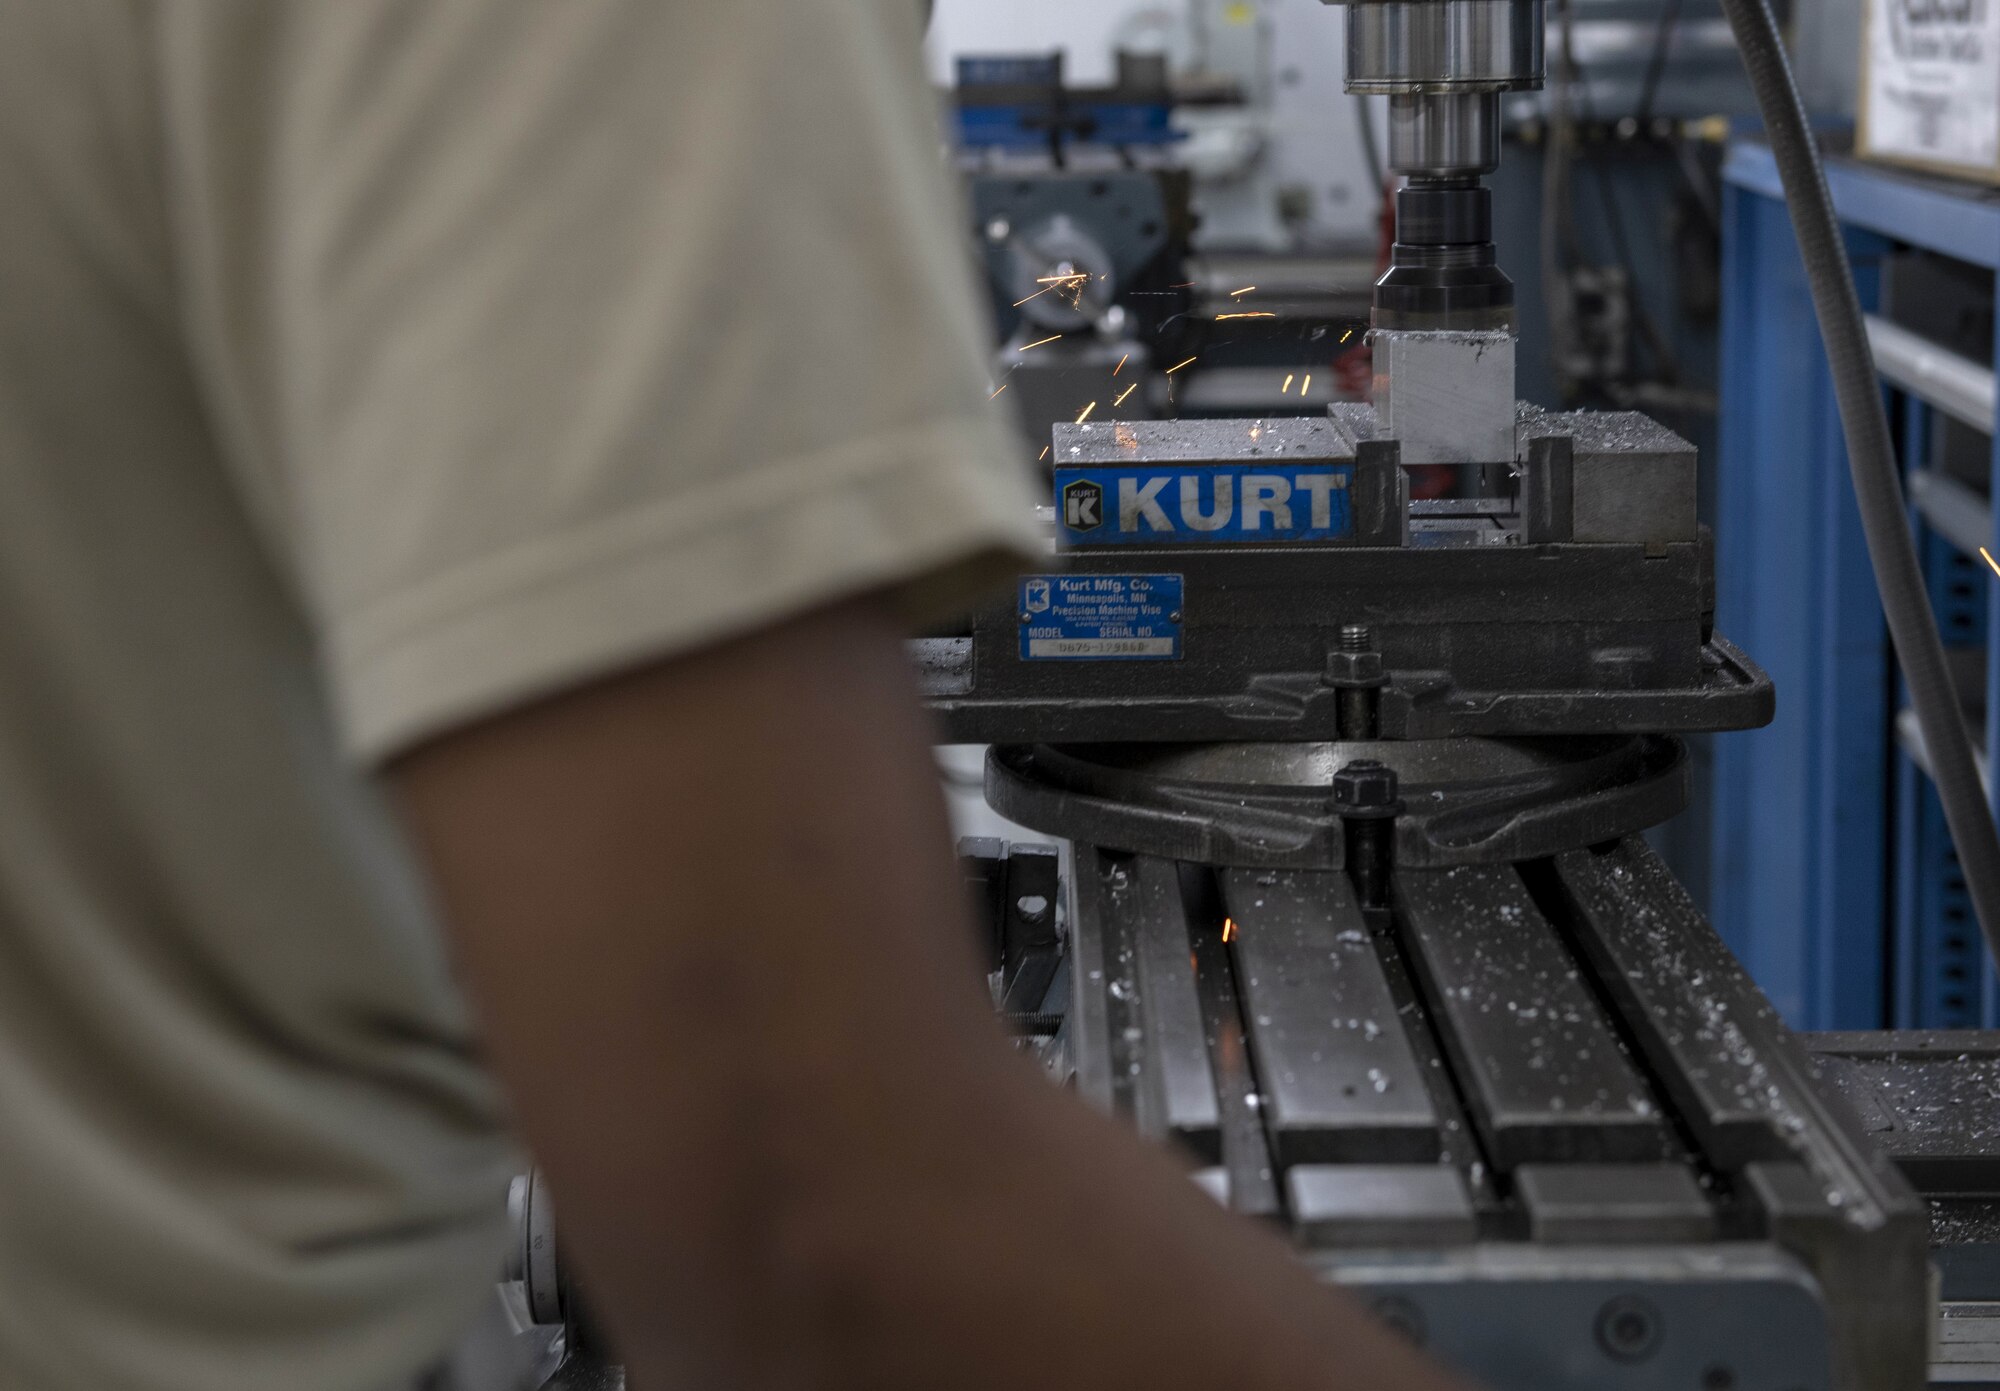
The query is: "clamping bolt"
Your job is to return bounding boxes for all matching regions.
[1333,759,1403,913]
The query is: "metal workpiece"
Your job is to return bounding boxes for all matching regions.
[1220,869,1440,1163]
[1395,864,1671,1167]
[1335,0,1547,94]
[1387,92,1501,177]
[986,737,1687,873]
[1373,330,1517,464]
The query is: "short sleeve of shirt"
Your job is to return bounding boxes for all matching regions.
[162,0,1042,762]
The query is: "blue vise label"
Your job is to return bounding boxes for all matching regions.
[1019,574,1183,661]
[1054,463,1355,545]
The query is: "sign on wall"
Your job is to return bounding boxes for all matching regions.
[1861,0,2000,183]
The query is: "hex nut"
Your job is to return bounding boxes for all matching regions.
[1332,759,1403,818]
[1324,649,1387,687]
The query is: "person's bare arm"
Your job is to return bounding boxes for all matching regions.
[391,598,1464,1390]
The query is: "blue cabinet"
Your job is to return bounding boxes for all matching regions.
[1713,140,2000,1028]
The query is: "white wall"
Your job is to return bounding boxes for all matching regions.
[929,0,1134,83]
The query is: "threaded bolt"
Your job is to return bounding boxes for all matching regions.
[1341,623,1373,653]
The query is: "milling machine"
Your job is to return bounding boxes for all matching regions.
[514,4,2000,1388]
[934,3,1959,1386]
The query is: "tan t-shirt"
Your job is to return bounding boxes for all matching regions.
[0,4,1038,1389]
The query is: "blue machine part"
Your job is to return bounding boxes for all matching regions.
[956,56,1062,86]
[1018,574,1183,662]
[1711,152,1893,1029]
[1714,139,2000,1030]
[1894,404,1996,1028]
[955,102,1180,151]
[1054,463,1355,547]
[952,54,1180,151]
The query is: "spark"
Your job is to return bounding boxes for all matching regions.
[1340,327,1355,343]
[1216,312,1278,321]
[1075,401,1097,423]
[1170,281,1197,288]
[1114,383,1138,407]
[1038,446,1050,461]
[989,383,1008,400]
[1983,547,2000,579]
[1113,353,1131,376]
[1302,373,1312,394]
[1018,334,1064,352]
[1282,373,1295,394]
[1166,356,1197,374]
[1035,273,1090,285]
[1222,918,1238,943]
[1012,286,1054,307]
[1230,285,1257,296]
